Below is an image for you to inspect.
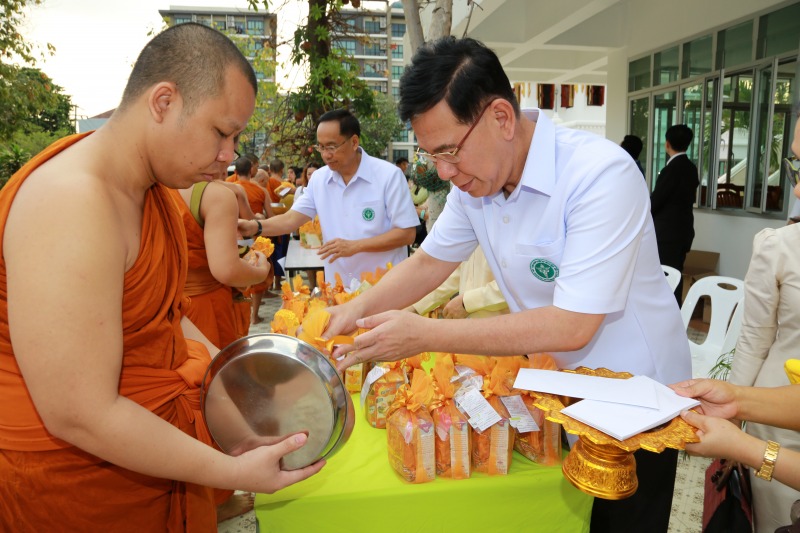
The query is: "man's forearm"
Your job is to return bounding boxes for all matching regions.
[352,227,416,254]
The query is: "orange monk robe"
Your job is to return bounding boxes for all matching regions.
[225,174,237,183]
[169,188,240,350]
[235,179,267,217]
[236,180,271,295]
[267,176,283,203]
[0,133,217,532]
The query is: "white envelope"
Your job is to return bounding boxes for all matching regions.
[513,369,659,409]
[562,379,699,441]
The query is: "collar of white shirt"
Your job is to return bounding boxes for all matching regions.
[324,147,375,186]
[667,152,687,165]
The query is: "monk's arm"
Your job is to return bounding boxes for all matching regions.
[6,181,320,494]
[242,210,310,237]
[203,184,270,287]
[218,181,256,220]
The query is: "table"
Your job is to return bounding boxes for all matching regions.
[255,394,593,533]
[285,239,324,270]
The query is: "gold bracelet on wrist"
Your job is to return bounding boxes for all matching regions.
[755,440,780,481]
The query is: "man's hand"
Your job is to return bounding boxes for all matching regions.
[670,378,740,419]
[318,238,359,263]
[333,310,431,372]
[442,294,468,319]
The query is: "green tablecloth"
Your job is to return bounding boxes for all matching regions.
[255,394,593,532]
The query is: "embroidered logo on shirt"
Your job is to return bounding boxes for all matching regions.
[362,207,375,221]
[530,258,559,282]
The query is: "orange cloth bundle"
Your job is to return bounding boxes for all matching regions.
[513,354,562,466]
[296,309,331,355]
[299,216,322,249]
[430,353,471,479]
[386,369,436,483]
[270,309,300,336]
[360,262,393,286]
[251,236,275,258]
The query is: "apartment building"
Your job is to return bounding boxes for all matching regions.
[159,5,278,155]
[335,2,414,162]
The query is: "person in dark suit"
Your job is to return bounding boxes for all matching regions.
[651,124,699,304]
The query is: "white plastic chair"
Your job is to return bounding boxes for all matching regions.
[661,265,681,293]
[680,276,745,379]
[719,297,745,360]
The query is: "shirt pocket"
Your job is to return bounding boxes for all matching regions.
[510,240,565,304]
[355,201,386,235]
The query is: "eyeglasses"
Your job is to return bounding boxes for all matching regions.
[314,138,350,154]
[784,157,800,187]
[414,102,492,170]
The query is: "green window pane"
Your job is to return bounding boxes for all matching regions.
[716,20,753,69]
[682,35,712,79]
[757,3,800,59]
[628,56,651,92]
[653,46,679,87]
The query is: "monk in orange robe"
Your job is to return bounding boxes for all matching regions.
[232,157,275,324]
[0,23,322,532]
[171,180,270,349]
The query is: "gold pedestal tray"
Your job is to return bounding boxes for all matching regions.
[531,367,700,500]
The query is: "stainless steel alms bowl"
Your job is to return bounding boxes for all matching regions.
[201,334,355,470]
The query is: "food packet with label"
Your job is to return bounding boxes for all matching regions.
[513,354,562,466]
[430,353,471,479]
[386,369,436,483]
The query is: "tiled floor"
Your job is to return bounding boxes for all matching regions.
[219,299,710,533]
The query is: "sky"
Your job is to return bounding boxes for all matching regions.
[21,0,308,118]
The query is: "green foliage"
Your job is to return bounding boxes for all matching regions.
[0,1,66,143]
[708,348,735,381]
[246,0,397,163]
[0,144,31,189]
[359,92,402,158]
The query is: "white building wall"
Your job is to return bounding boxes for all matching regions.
[604,0,792,279]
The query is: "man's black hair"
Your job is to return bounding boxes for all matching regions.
[399,36,519,125]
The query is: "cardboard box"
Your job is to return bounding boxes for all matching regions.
[681,250,720,323]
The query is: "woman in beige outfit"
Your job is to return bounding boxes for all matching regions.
[730,219,800,532]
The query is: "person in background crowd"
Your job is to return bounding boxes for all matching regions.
[323,36,690,533]
[408,246,508,319]
[395,156,409,176]
[650,124,699,304]
[620,134,645,177]
[0,22,322,531]
[239,109,418,286]
[267,159,291,293]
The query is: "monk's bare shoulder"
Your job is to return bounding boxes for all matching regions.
[5,146,133,271]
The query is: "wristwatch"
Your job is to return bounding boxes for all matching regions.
[248,219,262,240]
[755,440,780,481]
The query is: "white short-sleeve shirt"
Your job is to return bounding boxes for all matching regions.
[292,147,419,285]
[422,109,691,385]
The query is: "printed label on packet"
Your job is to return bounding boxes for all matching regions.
[500,395,540,433]
[451,364,477,383]
[360,365,389,406]
[454,388,501,432]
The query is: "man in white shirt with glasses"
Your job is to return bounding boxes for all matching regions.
[324,37,691,533]
[241,109,418,285]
